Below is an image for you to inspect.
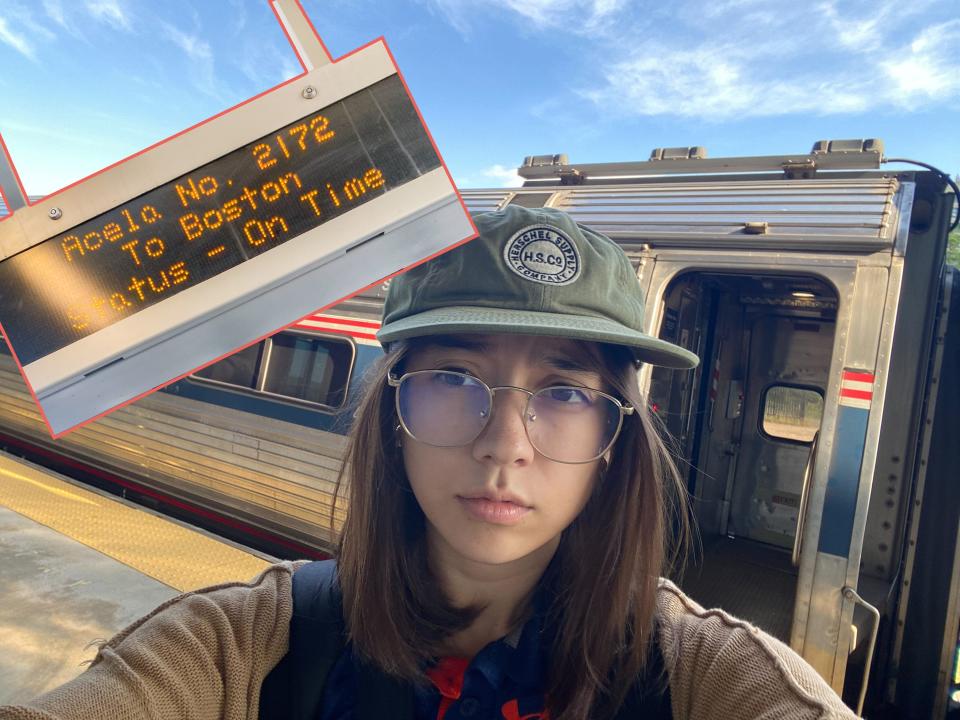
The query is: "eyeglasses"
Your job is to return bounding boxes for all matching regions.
[387,369,634,464]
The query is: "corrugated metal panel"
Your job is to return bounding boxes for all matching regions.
[0,195,42,217]
[462,178,901,251]
[0,353,345,554]
[462,190,512,214]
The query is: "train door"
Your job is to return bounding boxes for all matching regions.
[649,272,836,642]
[727,312,832,551]
[643,258,897,705]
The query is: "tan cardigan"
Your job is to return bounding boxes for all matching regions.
[0,562,856,720]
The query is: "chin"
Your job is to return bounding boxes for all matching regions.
[439,524,560,567]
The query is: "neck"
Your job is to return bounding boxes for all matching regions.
[428,532,559,658]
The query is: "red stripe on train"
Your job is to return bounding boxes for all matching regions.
[840,388,873,400]
[305,315,381,329]
[294,324,379,341]
[842,371,875,384]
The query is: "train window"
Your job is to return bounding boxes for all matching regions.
[262,333,352,408]
[193,342,263,388]
[761,385,823,442]
[189,331,354,410]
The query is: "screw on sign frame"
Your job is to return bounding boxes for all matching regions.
[0,0,477,439]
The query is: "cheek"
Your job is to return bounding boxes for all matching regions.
[402,442,457,511]
[548,466,600,525]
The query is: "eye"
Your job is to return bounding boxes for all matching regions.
[542,386,591,404]
[430,370,481,388]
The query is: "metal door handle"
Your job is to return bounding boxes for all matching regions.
[792,431,819,567]
[843,586,880,717]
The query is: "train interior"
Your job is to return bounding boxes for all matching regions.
[652,271,838,643]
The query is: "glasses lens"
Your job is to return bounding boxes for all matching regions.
[527,387,622,463]
[397,371,490,447]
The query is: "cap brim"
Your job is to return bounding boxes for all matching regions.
[376,306,699,369]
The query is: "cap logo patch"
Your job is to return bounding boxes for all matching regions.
[503,225,581,286]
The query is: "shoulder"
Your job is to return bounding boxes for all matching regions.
[112,561,306,638]
[96,560,308,661]
[12,561,310,718]
[654,579,857,720]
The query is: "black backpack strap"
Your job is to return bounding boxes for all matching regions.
[612,630,673,720]
[259,560,346,720]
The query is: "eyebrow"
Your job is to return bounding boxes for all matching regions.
[541,354,596,375]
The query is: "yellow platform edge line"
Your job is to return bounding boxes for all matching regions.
[0,454,270,592]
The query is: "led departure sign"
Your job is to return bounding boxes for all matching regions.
[0,0,476,438]
[0,75,439,366]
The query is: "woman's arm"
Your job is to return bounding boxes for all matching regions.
[656,580,858,720]
[0,562,302,720]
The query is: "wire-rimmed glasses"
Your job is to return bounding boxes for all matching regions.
[387,369,633,464]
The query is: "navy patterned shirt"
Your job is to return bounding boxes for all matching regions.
[319,610,549,720]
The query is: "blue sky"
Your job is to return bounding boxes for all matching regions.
[0,0,957,196]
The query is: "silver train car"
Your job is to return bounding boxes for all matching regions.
[1,142,958,719]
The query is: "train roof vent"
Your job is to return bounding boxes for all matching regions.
[507,192,553,208]
[521,154,569,168]
[460,189,514,214]
[650,146,708,161]
[811,138,884,155]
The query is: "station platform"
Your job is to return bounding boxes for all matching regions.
[0,450,273,705]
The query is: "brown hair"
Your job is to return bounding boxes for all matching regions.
[333,338,689,719]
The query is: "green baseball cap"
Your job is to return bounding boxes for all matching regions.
[377,205,699,369]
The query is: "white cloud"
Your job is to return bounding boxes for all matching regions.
[880,20,960,104]
[0,117,115,146]
[582,44,883,118]
[0,16,35,60]
[425,0,626,35]
[482,163,523,187]
[160,22,224,101]
[428,0,959,118]
[84,0,132,32]
[580,0,960,118]
[277,53,303,84]
[162,23,212,63]
[232,40,299,89]
[227,0,248,34]
[42,0,67,29]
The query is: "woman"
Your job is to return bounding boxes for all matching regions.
[1,206,855,720]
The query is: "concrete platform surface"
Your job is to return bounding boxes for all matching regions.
[0,506,178,704]
[0,452,273,705]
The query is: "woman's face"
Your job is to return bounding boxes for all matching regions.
[400,334,607,570]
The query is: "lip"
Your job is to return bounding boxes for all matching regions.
[457,495,532,525]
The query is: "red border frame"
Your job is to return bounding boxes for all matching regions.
[0,0,478,439]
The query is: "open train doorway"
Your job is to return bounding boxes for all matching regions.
[651,271,838,643]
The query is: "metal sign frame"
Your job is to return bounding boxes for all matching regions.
[0,0,476,437]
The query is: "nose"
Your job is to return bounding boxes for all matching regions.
[471,388,536,467]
